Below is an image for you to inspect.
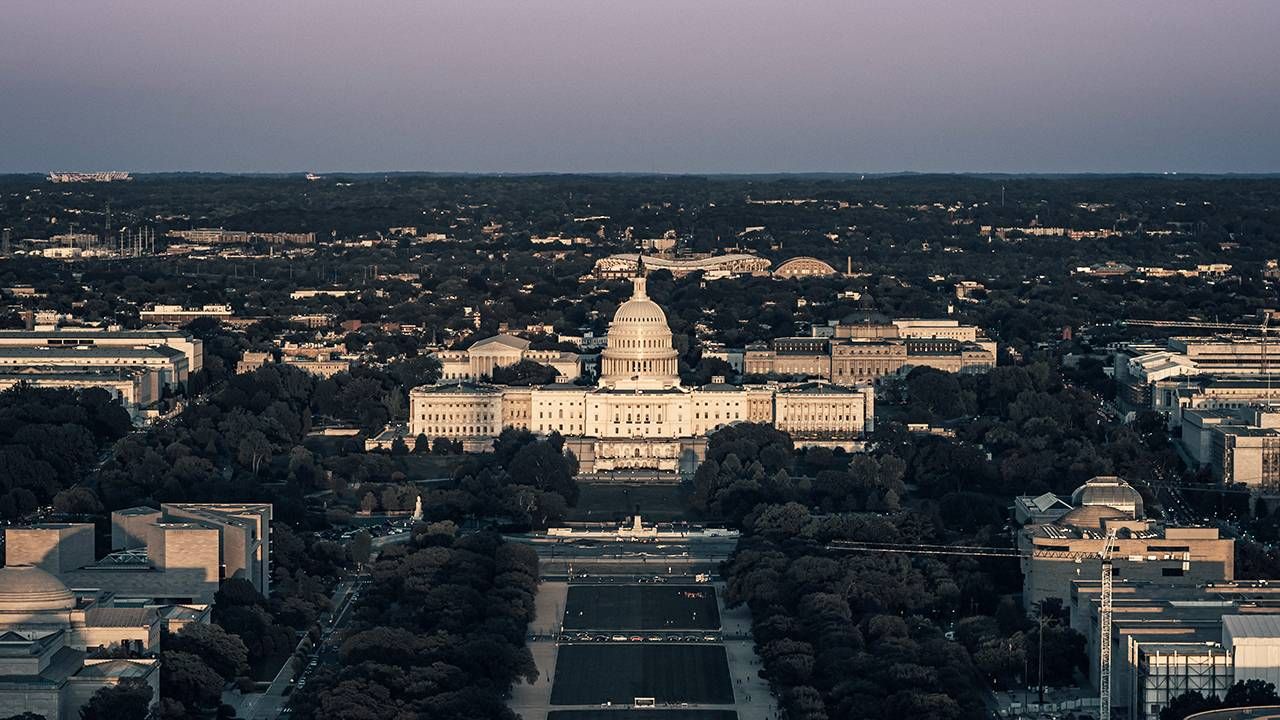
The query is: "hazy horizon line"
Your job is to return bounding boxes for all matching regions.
[12,169,1280,179]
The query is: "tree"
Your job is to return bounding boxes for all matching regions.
[490,360,559,386]
[236,430,272,474]
[80,677,153,720]
[350,530,372,566]
[1223,678,1280,707]
[160,651,224,710]
[390,436,409,456]
[53,486,103,515]
[165,622,250,680]
[1160,691,1216,720]
[508,440,579,505]
[388,355,442,389]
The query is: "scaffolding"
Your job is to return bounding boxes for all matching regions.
[1134,643,1233,720]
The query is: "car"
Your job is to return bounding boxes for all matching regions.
[611,635,627,642]
[628,635,643,642]
[702,635,717,642]
[648,635,662,642]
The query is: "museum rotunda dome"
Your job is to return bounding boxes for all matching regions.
[0,565,76,614]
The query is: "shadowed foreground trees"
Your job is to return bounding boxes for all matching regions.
[1160,680,1280,720]
[79,677,153,720]
[0,385,132,518]
[292,531,539,720]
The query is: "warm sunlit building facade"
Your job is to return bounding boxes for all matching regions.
[411,271,874,476]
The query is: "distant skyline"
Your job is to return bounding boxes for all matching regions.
[3,1,1279,174]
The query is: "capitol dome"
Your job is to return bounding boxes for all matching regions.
[0,565,75,613]
[599,271,680,390]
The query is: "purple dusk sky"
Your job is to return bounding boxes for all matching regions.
[2,1,1278,173]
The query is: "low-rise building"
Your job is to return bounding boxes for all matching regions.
[1222,615,1280,691]
[590,253,772,279]
[283,353,350,378]
[0,328,202,374]
[5,504,271,605]
[139,304,233,325]
[745,317,995,383]
[0,346,188,389]
[773,256,838,278]
[436,334,582,382]
[1064,580,1280,720]
[1017,477,1234,611]
[0,367,162,421]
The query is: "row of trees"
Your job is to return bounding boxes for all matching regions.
[0,385,133,519]
[292,530,540,719]
[692,424,1005,720]
[706,350,1280,719]
[698,412,1089,719]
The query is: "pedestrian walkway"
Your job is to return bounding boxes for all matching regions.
[510,580,569,720]
[718,584,777,720]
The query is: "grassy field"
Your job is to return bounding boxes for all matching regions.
[550,645,734,705]
[563,585,720,631]
[568,483,693,522]
[549,711,737,720]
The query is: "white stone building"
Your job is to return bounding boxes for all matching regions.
[411,271,874,476]
[435,334,582,382]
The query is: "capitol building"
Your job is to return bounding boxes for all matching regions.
[410,271,874,476]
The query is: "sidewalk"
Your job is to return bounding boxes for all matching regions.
[718,583,778,720]
[509,580,569,720]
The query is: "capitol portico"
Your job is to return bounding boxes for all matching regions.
[411,269,875,477]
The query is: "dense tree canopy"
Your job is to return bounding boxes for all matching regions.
[292,531,539,720]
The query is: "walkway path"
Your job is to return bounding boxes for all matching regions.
[718,584,778,720]
[509,580,568,720]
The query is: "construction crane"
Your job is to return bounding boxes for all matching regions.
[1098,530,1118,720]
[828,537,1125,719]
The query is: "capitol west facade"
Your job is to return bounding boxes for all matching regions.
[409,273,874,475]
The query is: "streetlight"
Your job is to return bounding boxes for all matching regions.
[1037,608,1045,707]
